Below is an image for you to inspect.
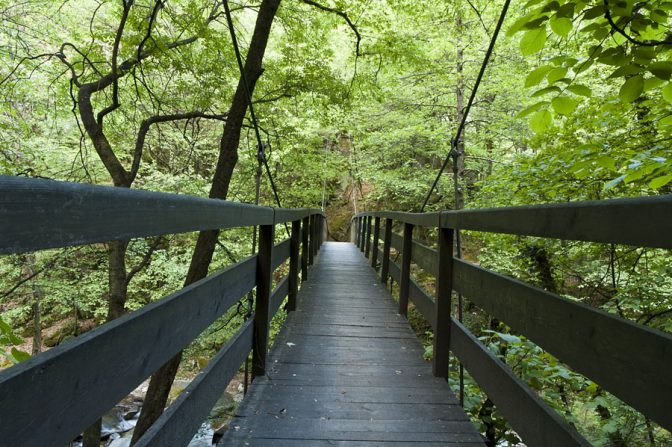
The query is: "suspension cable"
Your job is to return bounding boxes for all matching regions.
[223,0,289,237]
[419,0,511,212]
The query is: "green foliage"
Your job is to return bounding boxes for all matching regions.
[0,317,29,366]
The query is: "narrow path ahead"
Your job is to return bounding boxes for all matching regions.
[220,242,484,446]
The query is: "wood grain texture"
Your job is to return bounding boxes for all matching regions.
[440,196,672,247]
[218,242,483,446]
[454,259,672,430]
[451,319,589,446]
[272,238,290,271]
[0,176,274,254]
[0,255,256,447]
[358,195,672,248]
[269,276,289,321]
[134,321,253,447]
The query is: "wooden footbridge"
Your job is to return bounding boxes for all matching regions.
[1,176,671,446]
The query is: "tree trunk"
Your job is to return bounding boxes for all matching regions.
[107,240,129,321]
[20,255,42,355]
[131,0,282,442]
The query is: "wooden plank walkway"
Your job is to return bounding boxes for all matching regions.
[219,242,484,446]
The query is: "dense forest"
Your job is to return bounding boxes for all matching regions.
[1,0,671,445]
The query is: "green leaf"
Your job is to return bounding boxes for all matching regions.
[529,109,552,133]
[516,101,549,118]
[609,64,645,78]
[552,96,578,115]
[567,84,592,97]
[648,61,672,80]
[525,65,553,87]
[619,76,644,102]
[10,348,30,363]
[546,67,568,84]
[663,83,672,103]
[531,86,562,97]
[650,175,672,189]
[550,17,572,37]
[520,28,547,56]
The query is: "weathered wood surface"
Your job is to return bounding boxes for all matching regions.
[134,320,253,447]
[357,195,672,248]
[450,319,589,446]
[0,255,257,447]
[219,242,483,446]
[0,176,321,254]
[454,259,672,430]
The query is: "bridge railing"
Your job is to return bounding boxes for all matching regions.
[355,195,672,447]
[0,176,325,447]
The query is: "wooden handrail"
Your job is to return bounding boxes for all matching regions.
[358,194,672,248]
[0,176,321,254]
[0,176,325,447]
[354,195,672,444]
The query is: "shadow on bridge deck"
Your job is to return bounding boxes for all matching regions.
[219,241,484,446]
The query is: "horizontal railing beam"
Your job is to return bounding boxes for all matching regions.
[269,276,289,321]
[272,238,291,271]
[0,255,257,447]
[451,319,590,446]
[274,208,321,224]
[0,176,323,254]
[357,211,441,227]
[133,320,253,447]
[454,259,672,430]
[357,195,672,248]
[441,196,672,248]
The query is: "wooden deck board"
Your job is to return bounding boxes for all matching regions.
[219,242,484,446]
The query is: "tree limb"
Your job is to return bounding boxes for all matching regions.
[603,0,672,47]
[300,0,362,56]
[130,111,228,182]
[97,0,134,124]
[125,237,163,286]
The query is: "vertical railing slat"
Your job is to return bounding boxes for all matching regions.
[252,223,274,377]
[371,216,380,269]
[398,223,414,317]
[288,219,301,312]
[381,218,392,284]
[433,226,454,378]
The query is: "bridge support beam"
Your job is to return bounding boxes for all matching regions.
[398,223,414,317]
[381,218,392,284]
[433,226,454,378]
[371,216,380,269]
[253,223,274,378]
[288,219,301,312]
[301,216,309,282]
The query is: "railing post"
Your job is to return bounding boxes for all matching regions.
[433,225,454,378]
[371,216,380,269]
[381,218,392,284]
[321,214,327,244]
[398,222,414,317]
[312,214,318,257]
[360,216,366,252]
[301,216,309,282]
[288,219,301,312]
[308,214,315,265]
[253,222,274,378]
[364,216,372,258]
[358,217,363,248]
